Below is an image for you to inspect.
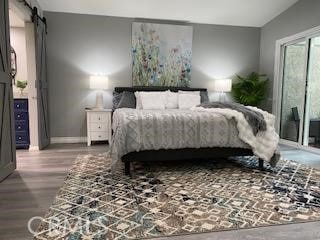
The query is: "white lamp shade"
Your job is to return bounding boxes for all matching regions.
[90,75,109,90]
[214,79,232,92]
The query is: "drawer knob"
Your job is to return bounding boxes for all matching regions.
[18,126,21,129]
[17,104,20,107]
[17,115,20,117]
[98,126,101,129]
[98,117,101,120]
[18,137,22,140]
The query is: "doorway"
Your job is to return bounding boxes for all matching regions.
[8,3,39,151]
[274,26,320,151]
[0,0,50,182]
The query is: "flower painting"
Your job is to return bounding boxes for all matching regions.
[132,22,193,86]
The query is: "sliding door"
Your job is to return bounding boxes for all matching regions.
[278,33,320,150]
[303,36,320,148]
[280,40,307,143]
[34,18,50,149]
[0,0,16,182]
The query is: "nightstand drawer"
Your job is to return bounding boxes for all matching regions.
[89,123,108,132]
[90,131,108,141]
[89,113,109,123]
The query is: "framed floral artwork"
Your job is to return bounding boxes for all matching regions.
[132,22,193,86]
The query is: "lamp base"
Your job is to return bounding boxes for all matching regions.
[94,91,104,109]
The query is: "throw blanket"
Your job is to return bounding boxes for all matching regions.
[192,106,279,165]
[198,102,266,135]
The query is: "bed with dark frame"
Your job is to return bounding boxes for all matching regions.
[113,86,265,176]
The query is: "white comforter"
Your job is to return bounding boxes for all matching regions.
[111,107,279,167]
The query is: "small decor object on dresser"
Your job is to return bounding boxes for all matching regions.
[86,109,112,146]
[14,99,30,149]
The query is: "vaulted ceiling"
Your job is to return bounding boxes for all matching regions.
[37,0,298,27]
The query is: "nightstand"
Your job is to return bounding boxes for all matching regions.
[86,109,112,146]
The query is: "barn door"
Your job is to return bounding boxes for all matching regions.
[0,0,16,182]
[34,14,50,149]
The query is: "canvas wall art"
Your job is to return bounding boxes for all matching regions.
[132,22,193,86]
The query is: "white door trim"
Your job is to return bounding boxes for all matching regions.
[25,22,40,150]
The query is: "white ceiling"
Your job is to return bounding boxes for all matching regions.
[9,9,25,28]
[37,0,298,27]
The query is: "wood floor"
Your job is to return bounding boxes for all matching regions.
[0,143,319,240]
[0,144,105,240]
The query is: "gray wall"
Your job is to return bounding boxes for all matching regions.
[260,0,320,111]
[45,11,260,138]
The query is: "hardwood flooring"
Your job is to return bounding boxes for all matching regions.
[0,143,319,240]
[0,144,105,240]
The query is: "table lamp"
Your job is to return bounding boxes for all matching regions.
[214,79,232,102]
[90,75,109,109]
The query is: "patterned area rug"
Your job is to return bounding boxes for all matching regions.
[33,153,320,240]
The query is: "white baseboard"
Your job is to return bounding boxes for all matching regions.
[51,137,87,144]
[29,145,40,151]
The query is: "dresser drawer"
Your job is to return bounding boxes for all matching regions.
[89,123,108,132]
[90,131,108,141]
[89,113,109,123]
[15,121,28,131]
[14,99,28,111]
[15,111,28,121]
[16,131,29,143]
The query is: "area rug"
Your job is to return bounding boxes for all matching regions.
[33,153,320,240]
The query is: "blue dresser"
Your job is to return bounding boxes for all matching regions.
[14,99,30,149]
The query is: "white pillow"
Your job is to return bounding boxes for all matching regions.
[134,91,143,109]
[178,90,200,96]
[165,91,178,109]
[140,92,166,110]
[178,93,201,109]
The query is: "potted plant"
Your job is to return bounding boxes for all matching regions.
[16,80,27,96]
[232,72,268,106]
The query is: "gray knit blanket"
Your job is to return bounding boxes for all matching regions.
[198,102,266,135]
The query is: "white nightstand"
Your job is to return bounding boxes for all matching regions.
[86,109,112,146]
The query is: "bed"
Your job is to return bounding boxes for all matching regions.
[111,87,279,176]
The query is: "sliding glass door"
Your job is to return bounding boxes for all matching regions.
[303,36,320,148]
[279,34,320,150]
[280,40,307,143]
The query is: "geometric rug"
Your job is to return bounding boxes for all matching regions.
[33,153,320,240]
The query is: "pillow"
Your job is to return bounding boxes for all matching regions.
[178,93,201,109]
[178,90,200,95]
[178,90,209,103]
[200,91,209,103]
[165,91,178,109]
[140,92,166,110]
[135,91,167,109]
[113,92,123,110]
[134,92,143,109]
[117,91,136,108]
